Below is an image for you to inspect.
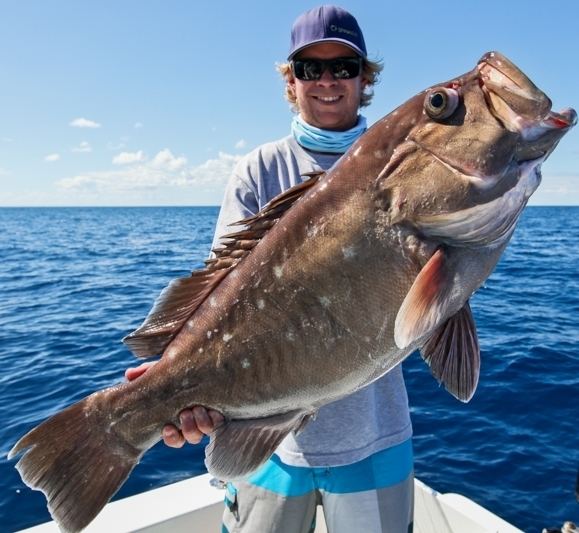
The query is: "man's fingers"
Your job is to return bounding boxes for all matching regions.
[208,409,225,430]
[162,424,186,448]
[193,406,214,435]
[179,409,204,444]
[125,361,157,381]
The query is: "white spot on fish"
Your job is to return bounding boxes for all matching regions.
[241,358,251,369]
[257,299,265,309]
[342,245,356,259]
[286,331,296,341]
[209,296,217,307]
[353,146,362,157]
[307,224,321,238]
[198,347,204,354]
[223,333,233,342]
[274,266,283,278]
[318,296,331,308]
[207,330,212,339]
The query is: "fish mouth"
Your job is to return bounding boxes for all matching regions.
[415,53,576,248]
[478,51,577,161]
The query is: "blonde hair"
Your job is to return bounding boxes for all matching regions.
[276,57,383,111]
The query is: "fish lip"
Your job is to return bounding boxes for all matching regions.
[478,53,576,130]
[544,107,578,129]
[477,51,552,131]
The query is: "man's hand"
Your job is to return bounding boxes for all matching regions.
[125,362,224,448]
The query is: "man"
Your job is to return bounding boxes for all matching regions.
[127,6,413,532]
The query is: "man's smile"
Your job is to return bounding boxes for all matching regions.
[313,95,342,103]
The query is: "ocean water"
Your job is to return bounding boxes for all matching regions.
[0,206,577,532]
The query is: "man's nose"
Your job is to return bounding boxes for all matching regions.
[316,67,337,86]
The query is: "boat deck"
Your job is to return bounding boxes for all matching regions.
[19,474,522,532]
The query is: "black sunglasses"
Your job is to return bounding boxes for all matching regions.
[291,57,363,81]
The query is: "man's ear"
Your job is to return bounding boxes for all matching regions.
[287,78,296,99]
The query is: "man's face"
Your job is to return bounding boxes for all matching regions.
[289,42,366,131]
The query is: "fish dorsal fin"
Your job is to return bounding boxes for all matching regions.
[123,173,324,358]
[228,171,324,228]
[394,247,455,349]
[420,301,480,402]
[205,410,310,480]
[209,172,324,261]
[122,269,230,357]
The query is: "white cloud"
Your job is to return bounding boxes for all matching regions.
[57,151,242,195]
[1,137,12,143]
[69,117,101,128]
[112,150,146,165]
[72,141,92,153]
[151,148,187,172]
[235,139,247,149]
[0,167,9,176]
[45,153,60,162]
[134,122,143,129]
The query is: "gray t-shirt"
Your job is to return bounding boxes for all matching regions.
[212,135,412,468]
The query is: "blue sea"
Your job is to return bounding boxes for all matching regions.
[0,206,577,532]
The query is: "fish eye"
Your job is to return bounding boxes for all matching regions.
[424,88,460,120]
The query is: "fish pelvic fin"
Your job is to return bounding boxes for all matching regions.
[8,396,143,532]
[420,301,480,402]
[205,410,310,480]
[123,172,325,359]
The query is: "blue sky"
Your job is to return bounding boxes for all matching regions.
[0,0,577,206]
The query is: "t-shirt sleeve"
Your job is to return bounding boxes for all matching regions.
[210,166,259,254]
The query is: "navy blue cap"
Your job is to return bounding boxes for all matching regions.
[288,5,367,60]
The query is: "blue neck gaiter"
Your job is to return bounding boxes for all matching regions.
[291,114,367,154]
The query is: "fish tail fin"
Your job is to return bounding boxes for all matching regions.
[8,396,143,532]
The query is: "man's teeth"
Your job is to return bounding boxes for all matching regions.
[316,96,341,102]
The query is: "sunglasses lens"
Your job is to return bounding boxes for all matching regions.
[293,60,323,81]
[293,58,362,81]
[330,58,361,79]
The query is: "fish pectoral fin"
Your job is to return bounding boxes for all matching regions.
[395,247,457,349]
[205,410,309,480]
[420,301,480,402]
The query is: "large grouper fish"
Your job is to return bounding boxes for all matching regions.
[9,51,576,531]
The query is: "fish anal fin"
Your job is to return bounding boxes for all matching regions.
[205,410,310,480]
[395,248,454,349]
[420,301,480,402]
